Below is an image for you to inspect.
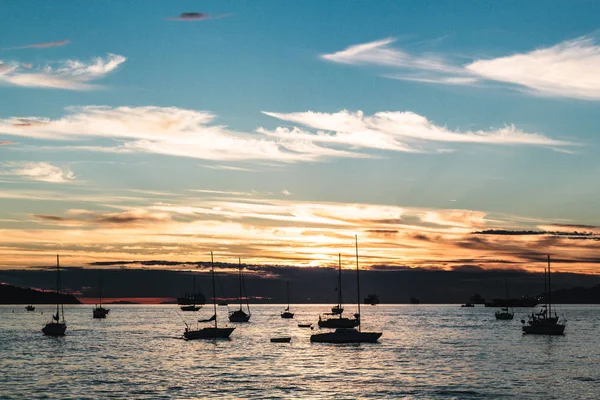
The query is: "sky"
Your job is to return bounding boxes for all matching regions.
[1,1,600,274]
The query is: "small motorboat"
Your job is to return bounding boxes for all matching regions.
[270,337,291,343]
[298,323,312,328]
[25,305,35,311]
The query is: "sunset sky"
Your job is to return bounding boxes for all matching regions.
[1,1,600,274]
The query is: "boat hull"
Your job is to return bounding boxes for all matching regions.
[495,312,514,320]
[522,324,565,335]
[270,337,291,343]
[93,307,109,319]
[281,311,294,319]
[42,322,67,336]
[25,306,35,311]
[180,305,201,312]
[311,329,381,343]
[229,310,250,322]
[184,327,235,340]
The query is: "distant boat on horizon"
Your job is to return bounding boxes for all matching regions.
[409,296,420,305]
[25,305,35,311]
[281,280,294,319]
[311,236,382,344]
[522,255,565,335]
[183,252,235,340]
[42,255,67,336]
[364,293,379,305]
[228,258,251,323]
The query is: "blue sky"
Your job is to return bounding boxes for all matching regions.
[1,1,600,272]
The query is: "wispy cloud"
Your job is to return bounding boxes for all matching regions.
[3,162,75,183]
[0,106,573,162]
[0,106,363,162]
[0,53,126,90]
[262,109,573,149]
[0,141,15,145]
[167,12,231,21]
[323,35,600,100]
[5,40,70,50]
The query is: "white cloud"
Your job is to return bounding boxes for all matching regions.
[466,37,600,100]
[281,189,291,196]
[4,162,75,183]
[323,36,600,100]
[0,54,126,90]
[0,106,362,163]
[263,109,572,149]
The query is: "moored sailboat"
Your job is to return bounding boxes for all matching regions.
[311,236,382,343]
[93,276,110,319]
[42,255,67,336]
[228,258,251,323]
[317,254,359,329]
[180,275,201,312]
[281,281,294,319]
[495,277,514,320]
[522,255,565,335]
[183,252,235,340]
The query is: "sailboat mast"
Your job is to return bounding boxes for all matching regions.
[338,253,342,309]
[211,252,217,329]
[355,235,361,332]
[56,254,60,321]
[287,281,290,309]
[192,275,196,306]
[239,258,243,311]
[544,264,548,312]
[99,276,102,307]
[548,255,552,317]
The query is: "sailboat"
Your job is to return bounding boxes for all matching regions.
[93,276,110,319]
[522,255,565,335]
[317,253,359,329]
[281,281,294,319]
[228,258,251,323]
[180,275,201,312]
[183,252,235,340]
[311,236,382,343]
[495,277,514,320]
[42,255,67,336]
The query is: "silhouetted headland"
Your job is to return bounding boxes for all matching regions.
[0,283,81,304]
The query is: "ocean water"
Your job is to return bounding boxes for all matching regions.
[1,304,599,399]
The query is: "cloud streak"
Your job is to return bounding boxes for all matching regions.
[0,106,573,163]
[0,54,126,90]
[6,40,70,50]
[322,35,600,100]
[3,162,75,183]
[167,12,231,21]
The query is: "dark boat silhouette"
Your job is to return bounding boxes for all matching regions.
[318,254,359,329]
[25,305,35,311]
[495,277,514,320]
[42,255,67,336]
[281,281,294,319]
[180,276,201,312]
[183,252,235,340]
[93,276,110,319]
[364,293,379,305]
[409,296,420,304]
[311,236,382,344]
[228,258,251,323]
[522,255,565,335]
[270,337,291,343]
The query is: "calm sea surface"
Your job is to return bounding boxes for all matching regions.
[1,304,599,399]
